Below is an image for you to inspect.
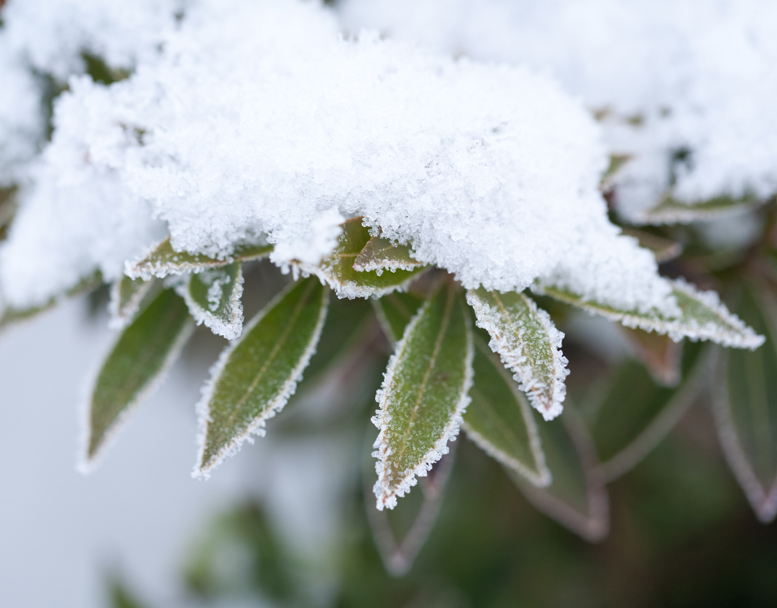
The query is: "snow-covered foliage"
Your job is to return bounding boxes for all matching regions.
[0,0,673,321]
[340,0,777,220]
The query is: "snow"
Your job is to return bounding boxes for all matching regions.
[339,0,777,220]
[0,0,677,322]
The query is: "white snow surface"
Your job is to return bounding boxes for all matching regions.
[1,0,674,318]
[339,0,777,219]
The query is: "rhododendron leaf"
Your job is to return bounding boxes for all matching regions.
[713,281,777,523]
[109,275,154,329]
[181,262,244,340]
[303,218,426,299]
[84,288,193,467]
[639,193,759,225]
[590,340,707,481]
[195,277,328,477]
[621,326,683,386]
[353,236,424,273]
[463,335,550,486]
[539,279,763,349]
[509,408,609,542]
[373,291,425,344]
[128,237,272,280]
[466,288,569,420]
[372,282,473,510]
[621,228,682,263]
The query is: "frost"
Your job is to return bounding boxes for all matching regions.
[0,0,678,320]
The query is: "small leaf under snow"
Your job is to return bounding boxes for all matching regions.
[638,193,759,225]
[621,326,683,386]
[590,341,707,482]
[463,335,550,486]
[127,237,272,280]
[509,407,609,542]
[302,218,426,299]
[181,262,244,340]
[373,291,425,345]
[599,154,631,191]
[372,281,473,510]
[195,277,328,477]
[353,235,424,273]
[0,187,17,242]
[539,279,764,349]
[712,281,777,523]
[621,228,682,264]
[83,288,193,468]
[109,275,154,329]
[466,288,569,420]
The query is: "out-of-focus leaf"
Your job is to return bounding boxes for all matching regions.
[467,288,568,420]
[353,236,424,273]
[181,262,244,340]
[373,291,425,344]
[83,288,193,467]
[712,281,777,523]
[589,340,707,482]
[463,336,550,486]
[109,275,154,329]
[638,193,759,225]
[195,277,328,477]
[538,279,764,349]
[373,282,473,510]
[621,326,683,386]
[302,218,426,299]
[0,186,16,241]
[109,580,151,608]
[621,228,682,263]
[127,237,272,280]
[509,407,609,542]
[600,154,631,190]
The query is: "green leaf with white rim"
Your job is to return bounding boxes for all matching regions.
[372,281,473,510]
[353,235,424,273]
[84,288,193,468]
[301,217,426,299]
[109,275,155,328]
[712,280,777,523]
[589,340,707,482]
[463,335,550,486]
[509,407,609,542]
[181,262,244,340]
[127,237,273,280]
[373,291,425,344]
[638,193,760,225]
[195,277,329,477]
[537,278,764,349]
[466,288,568,420]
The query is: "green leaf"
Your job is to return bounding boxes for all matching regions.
[466,288,568,420]
[195,277,329,477]
[181,262,244,340]
[127,237,272,280]
[509,407,609,542]
[621,228,682,263]
[0,186,17,241]
[600,154,631,190]
[463,335,550,486]
[373,291,425,344]
[638,193,760,225]
[109,275,154,328]
[620,326,683,386]
[712,281,777,523]
[538,278,764,349]
[353,236,424,273]
[372,282,473,510]
[302,217,426,298]
[589,340,707,481]
[83,288,193,467]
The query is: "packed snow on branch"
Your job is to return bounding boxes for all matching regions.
[0,0,674,319]
[340,0,777,220]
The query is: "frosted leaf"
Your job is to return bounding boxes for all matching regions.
[127,237,272,281]
[372,281,473,510]
[637,194,761,225]
[179,262,244,341]
[620,228,682,264]
[81,288,193,470]
[712,282,777,523]
[372,291,425,345]
[463,335,550,486]
[537,278,764,350]
[466,288,569,420]
[109,275,154,329]
[353,236,425,273]
[194,277,328,478]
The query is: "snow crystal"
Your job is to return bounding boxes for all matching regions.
[1,0,674,319]
[339,0,777,219]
